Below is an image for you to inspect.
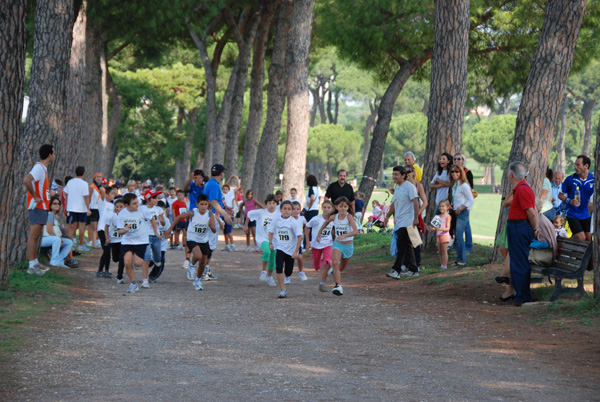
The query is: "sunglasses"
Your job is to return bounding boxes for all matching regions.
[51,202,61,205]
[454,157,462,160]
[451,170,461,173]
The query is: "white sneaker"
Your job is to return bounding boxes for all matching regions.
[327,267,333,277]
[386,269,401,279]
[182,259,189,269]
[127,282,139,293]
[245,246,252,252]
[176,244,184,250]
[284,277,291,285]
[187,262,196,281]
[332,284,343,296]
[222,245,229,252]
[77,245,90,252]
[141,282,150,289]
[266,276,276,287]
[259,271,267,281]
[27,264,46,276]
[400,265,408,272]
[193,278,203,291]
[86,241,93,247]
[254,246,260,252]
[298,272,308,281]
[230,244,236,251]
[94,240,102,248]
[117,278,125,284]
[278,289,287,298]
[400,270,419,277]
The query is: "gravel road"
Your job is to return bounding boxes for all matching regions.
[2,242,599,401]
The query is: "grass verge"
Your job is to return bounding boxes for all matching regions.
[0,266,74,357]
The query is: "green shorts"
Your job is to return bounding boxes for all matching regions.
[260,241,276,271]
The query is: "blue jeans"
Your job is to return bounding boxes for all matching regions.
[507,220,534,303]
[41,236,73,266]
[455,209,470,264]
[144,235,162,264]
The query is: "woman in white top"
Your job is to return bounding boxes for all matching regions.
[41,196,73,268]
[304,175,321,221]
[540,168,556,221]
[449,165,474,266]
[430,152,453,211]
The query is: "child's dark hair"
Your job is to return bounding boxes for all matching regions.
[291,201,301,209]
[176,189,184,195]
[334,196,354,215]
[280,200,293,210]
[437,152,453,174]
[123,193,137,205]
[114,198,125,206]
[197,194,209,204]
[157,200,166,208]
[223,184,230,190]
[265,194,277,204]
[75,166,85,176]
[245,189,254,198]
[169,186,176,191]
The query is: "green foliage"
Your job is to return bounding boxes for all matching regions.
[307,124,362,173]
[463,115,516,169]
[386,113,428,162]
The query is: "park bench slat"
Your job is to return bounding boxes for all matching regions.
[553,260,581,273]
[555,248,585,259]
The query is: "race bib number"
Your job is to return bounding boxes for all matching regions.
[321,228,331,237]
[111,230,122,239]
[193,224,208,234]
[430,215,444,229]
[277,228,292,242]
[335,227,348,237]
[123,218,140,231]
[179,208,187,215]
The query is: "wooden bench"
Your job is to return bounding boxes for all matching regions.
[530,237,592,302]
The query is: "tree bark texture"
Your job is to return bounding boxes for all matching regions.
[581,99,595,156]
[253,0,293,201]
[422,0,470,247]
[20,0,74,178]
[492,0,587,262]
[212,57,240,165]
[357,56,429,214]
[181,109,199,186]
[281,0,314,200]
[593,120,600,298]
[241,0,280,189]
[224,7,261,178]
[105,66,123,177]
[0,0,27,285]
[362,101,379,171]
[554,97,567,174]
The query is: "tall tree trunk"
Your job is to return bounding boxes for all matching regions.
[357,56,430,211]
[326,89,334,124]
[593,119,600,298]
[362,102,378,171]
[581,99,595,156]
[333,91,339,124]
[225,8,261,178]
[84,22,105,177]
[318,88,327,124]
[181,109,198,186]
[281,0,314,199]
[423,0,470,247]
[0,0,28,286]
[492,0,587,262]
[13,0,74,263]
[309,87,319,127]
[253,0,293,201]
[105,66,122,177]
[213,58,240,165]
[241,0,280,189]
[554,97,568,174]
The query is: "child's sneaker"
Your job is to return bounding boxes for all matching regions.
[96,271,104,278]
[176,244,184,250]
[284,276,291,285]
[203,268,217,281]
[266,276,276,287]
[187,262,196,280]
[254,246,260,252]
[259,271,267,281]
[229,244,236,251]
[127,282,139,293]
[319,282,328,292]
[116,278,125,284]
[27,264,46,276]
[400,270,419,277]
[141,281,150,289]
[245,246,252,252]
[278,289,287,298]
[182,259,189,269]
[103,272,113,278]
[327,267,333,277]
[193,278,203,291]
[298,272,308,281]
[332,284,343,296]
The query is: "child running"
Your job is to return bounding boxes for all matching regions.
[105,199,125,284]
[428,199,451,270]
[165,194,216,291]
[149,201,171,282]
[117,193,161,293]
[268,201,303,298]
[246,194,280,286]
[291,201,308,282]
[317,196,358,296]
[305,199,335,292]
[96,185,117,278]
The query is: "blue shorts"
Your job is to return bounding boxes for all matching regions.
[248,220,257,228]
[333,241,354,259]
[176,220,186,230]
[67,212,87,224]
[224,223,233,234]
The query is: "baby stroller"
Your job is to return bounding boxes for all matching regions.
[364,192,394,234]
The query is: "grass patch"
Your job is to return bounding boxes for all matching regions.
[0,267,74,356]
[532,295,600,328]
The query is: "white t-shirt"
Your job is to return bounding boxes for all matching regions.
[166,196,177,218]
[268,216,303,256]
[139,205,162,238]
[89,185,101,209]
[159,216,171,251]
[333,213,355,242]
[64,178,90,213]
[247,208,280,245]
[97,200,114,232]
[186,208,213,243]
[305,187,321,211]
[117,208,154,245]
[392,181,419,229]
[27,163,49,210]
[223,191,235,210]
[431,170,450,206]
[107,212,123,243]
[306,214,333,249]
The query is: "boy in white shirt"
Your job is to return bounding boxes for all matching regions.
[105,199,125,283]
[149,201,171,282]
[64,166,91,251]
[246,194,280,286]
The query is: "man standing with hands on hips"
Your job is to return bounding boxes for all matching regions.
[506,161,538,306]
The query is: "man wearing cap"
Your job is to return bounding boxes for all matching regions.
[204,164,233,226]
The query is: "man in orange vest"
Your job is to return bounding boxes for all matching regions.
[24,144,55,275]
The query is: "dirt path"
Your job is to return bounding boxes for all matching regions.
[2,235,599,401]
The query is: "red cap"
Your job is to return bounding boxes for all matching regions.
[144,189,162,200]
[101,178,110,186]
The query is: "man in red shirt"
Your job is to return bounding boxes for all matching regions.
[23,144,55,275]
[506,161,539,306]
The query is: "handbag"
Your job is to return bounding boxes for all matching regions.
[407,225,422,247]
[471,188,478,199]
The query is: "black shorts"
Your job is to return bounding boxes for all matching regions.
[187,241,212,258]
[567,217,591,235]
[67,212,87,224]
[247,220,257,228]
[87,209,100,224]
[121,244,148,259]
[276,249,295,276]
[176,220,187,231]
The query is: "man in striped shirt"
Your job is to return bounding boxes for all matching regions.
[23,144,55,275]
